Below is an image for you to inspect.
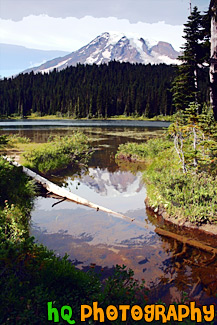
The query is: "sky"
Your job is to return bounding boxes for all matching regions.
[0,0,209,52]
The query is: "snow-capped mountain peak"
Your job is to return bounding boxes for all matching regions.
[24,32,180,74]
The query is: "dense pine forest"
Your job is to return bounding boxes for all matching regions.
[0,61,209,119]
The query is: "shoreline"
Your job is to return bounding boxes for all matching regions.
[145,197,217,237]
[0,114,174,122]
[116,148,217,237]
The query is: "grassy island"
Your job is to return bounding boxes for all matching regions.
[3,132,92,175]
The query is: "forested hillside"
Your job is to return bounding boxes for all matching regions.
[0,61,209,119]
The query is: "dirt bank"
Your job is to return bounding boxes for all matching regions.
[145,197,217,237]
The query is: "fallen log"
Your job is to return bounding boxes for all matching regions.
[155,227,217,255]
[4,157,217,255]
[4,157,135,222]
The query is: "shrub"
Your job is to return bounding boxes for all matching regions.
[0,157,35,215]
[116,138,172,161]
[23,133,92,174]
[8,135,31,144]
[0,203,147,324]
[116,133,217,224]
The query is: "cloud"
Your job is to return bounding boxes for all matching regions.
[0,14,184,51]
[0,0,209,25]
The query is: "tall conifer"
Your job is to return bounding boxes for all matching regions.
[172,7,210,111]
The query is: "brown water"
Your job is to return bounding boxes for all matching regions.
[1,123,217,305]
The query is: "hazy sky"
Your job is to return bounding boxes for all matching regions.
[0,0,209,52]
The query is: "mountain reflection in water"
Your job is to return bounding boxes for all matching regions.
[1,124,215,304]
[31,164,171,288]
[64,168,145,211]
[80,167,144,195]
[31,163,217,305]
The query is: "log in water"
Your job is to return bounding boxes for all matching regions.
[4,157,135,222]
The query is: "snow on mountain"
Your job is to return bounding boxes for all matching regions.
[67,167,144,198]
[81,167,144,197]
[23,32,180,74]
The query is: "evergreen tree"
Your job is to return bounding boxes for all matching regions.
[96,86,104,118]
[0,62,189,118]
[172,7,210,111]
[144,99,150,118]
[124,92,131,116]
[88,96,93,119]
[74,97,80,118]
[209,0,217,120]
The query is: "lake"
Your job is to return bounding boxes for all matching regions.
[1,119,216,304]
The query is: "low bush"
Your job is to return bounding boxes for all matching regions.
[0,135,9,147]
[116,138,172,161]
[0,157,35,215]
[143,149,217,224]
[23,133,92,174]
[0,154,148,323]
[116,135,217,225]
[0,202,147,324]
[7,134,31,144]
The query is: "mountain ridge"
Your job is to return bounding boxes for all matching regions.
[23,32,180,74]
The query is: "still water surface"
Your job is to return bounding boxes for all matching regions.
[1,120,216,304]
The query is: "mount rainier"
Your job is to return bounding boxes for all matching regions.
[24,32,180,74]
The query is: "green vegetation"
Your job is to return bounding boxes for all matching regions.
[168,103,217,175]
[0,135,149,324]
[25,113,175,121]
[22,133,92,174]
[115,6,216,225]
[117,137,172,161]
[1,132,93,175]
[0,156,35,216]
[172,6,210,112]
[0,135,9,147]
[0,149,173,323]
[0,63,183,119]
[0,3,216,322]
[0,195,147,324]
[7,134,31,145]
[116,105,217,225]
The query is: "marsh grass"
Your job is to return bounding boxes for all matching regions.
[7,134,31,145]
[116,137,217,224]
[0,157,35,216]
[3,112,175,122]
[22,133,92,174]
